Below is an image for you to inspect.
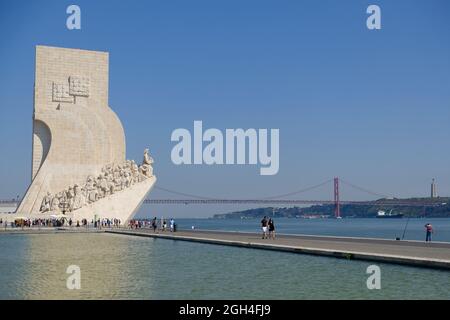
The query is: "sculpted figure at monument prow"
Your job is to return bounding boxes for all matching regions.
[140,149,154,178]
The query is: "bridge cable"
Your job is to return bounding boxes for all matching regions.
[260,179,333,200]
[154,186,219,200]
[339,179,394,199]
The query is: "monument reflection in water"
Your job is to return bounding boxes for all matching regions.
[8,233,151,299]
[15,46,156,224]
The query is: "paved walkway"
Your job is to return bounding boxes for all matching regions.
[107,229,450,270]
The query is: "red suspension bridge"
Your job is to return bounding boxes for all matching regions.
[144,177,444,218]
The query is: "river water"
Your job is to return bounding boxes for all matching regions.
[0,218,449,300]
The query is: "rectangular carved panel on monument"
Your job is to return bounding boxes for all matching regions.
[52,83,73,103]
[69,76,90,97]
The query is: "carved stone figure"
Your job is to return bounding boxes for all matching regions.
[58,191,69,213]
[85,176,98,203]
[140,164,153,178]
[141,149,154,178]
[124,172,131,188]
[67,186,75,211]
[114,174,123,192]
[107,173,115,195]
[120,171,127,190]
[131,160,139,183]
[72,184,85,210]
[40,192,52,212]
[143,148,154,166]
[50,193,60,212]
[96,175,105,199]
[99,173,109,197]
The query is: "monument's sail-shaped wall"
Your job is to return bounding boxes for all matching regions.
[16,46,156,223]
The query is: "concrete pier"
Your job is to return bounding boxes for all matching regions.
[107,229,450,270]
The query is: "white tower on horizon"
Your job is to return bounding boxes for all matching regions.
[431,178,437,198]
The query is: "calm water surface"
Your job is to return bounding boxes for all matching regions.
[0,232,449,299]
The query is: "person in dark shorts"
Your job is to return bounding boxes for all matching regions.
[152,217,158,233]
[425,223,433,242]
[261,216,268,239]
[268,218,275,239]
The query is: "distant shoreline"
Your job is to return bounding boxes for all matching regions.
[213,199,450,219]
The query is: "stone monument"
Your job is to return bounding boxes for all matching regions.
[15,45,156,223]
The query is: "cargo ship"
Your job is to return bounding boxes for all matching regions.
[376,210,404,219]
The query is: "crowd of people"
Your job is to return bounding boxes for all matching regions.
[128,217,176,232]
[0,217,122,229]
[0,215,177,232]
[1,218,65,229]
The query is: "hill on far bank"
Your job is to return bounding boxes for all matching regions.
[212,197,450,219]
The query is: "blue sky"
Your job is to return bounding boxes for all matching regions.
[0,0,449,217]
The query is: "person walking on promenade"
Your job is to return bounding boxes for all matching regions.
[170,218,175,232]
[425,223,433,242]
[151,217,157,232]
[261,216,268,239]
[268,218,275,240]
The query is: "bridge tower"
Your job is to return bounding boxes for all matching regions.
[334,177,340,218]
